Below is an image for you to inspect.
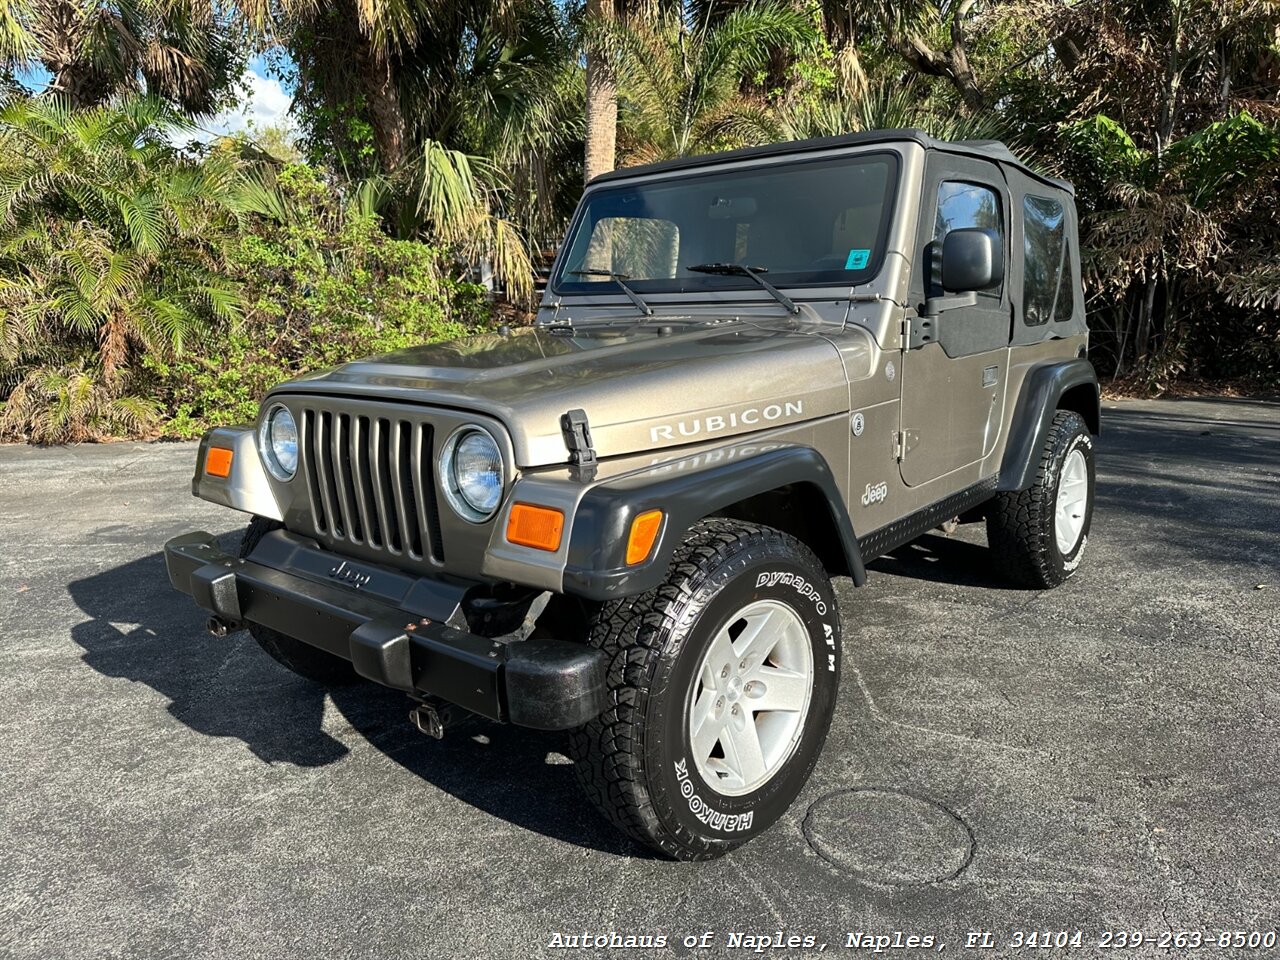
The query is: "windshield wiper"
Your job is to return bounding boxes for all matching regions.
[567,269,653,317]
[685,262,799,315]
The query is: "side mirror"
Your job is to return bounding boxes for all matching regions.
[941,227,1004,292]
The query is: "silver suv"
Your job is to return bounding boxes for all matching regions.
[166,129,1099,860]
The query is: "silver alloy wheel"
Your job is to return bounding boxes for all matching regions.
[1055,447,1089,554]
[688,599,814,797]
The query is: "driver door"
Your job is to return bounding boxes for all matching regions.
[899,157,1011,488]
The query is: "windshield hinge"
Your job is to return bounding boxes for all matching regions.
[560,408,598,481]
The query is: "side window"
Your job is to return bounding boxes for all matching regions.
[934,181,1003,296]
[1022,195,1073,326]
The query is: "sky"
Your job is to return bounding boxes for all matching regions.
[17,54,295,145]
[198,57,294,142]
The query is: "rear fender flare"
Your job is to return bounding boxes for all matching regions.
[999,358,1100,492]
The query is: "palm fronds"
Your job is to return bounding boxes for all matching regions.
[607,2,818,163]
[0,93,244,440]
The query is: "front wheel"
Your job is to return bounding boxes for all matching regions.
[569,519,841,860]
[987,410,1096,588]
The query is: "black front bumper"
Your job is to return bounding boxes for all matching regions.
[164,531,608,730]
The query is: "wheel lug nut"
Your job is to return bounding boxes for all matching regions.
[731,704,740,715]
[739,659,748,670]
[721,665,730,678]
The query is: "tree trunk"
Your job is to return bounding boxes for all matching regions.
[583,0,618,184]
[947,0,985,112]
[1136,269,1158,367]
[893,0,985,112]
[895,34,984,113]
[353,42,407,172]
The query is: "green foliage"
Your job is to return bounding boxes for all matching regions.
[1166,112,1280,209]
[1058,108,1280,383]
[0,94,243,441]
[0,100,494,443]
[0,0,246,113]
[608,2,819,163]
[144,164,489,437]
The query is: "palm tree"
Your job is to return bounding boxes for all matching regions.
[0,0,242,113]
[582,0,620,183]
[813,0,987,111]
[244,0,572,177]
[1044,0,1280,379]
[0,94,242,441]
[774,76,1022,146]
[609,1,815,164]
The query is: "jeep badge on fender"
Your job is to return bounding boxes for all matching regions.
[164,130,1099,861]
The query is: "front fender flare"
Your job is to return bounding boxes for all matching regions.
[561,445,865,601]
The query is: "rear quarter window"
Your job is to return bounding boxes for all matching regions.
[1022,195,1074,325]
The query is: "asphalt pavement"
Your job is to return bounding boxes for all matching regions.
[1,397,1278,959]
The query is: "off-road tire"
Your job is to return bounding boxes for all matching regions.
[987,410,1095,589]
[238,516,360,685]
[569,519,841,860]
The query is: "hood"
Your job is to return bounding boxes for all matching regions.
[277,321,862,467]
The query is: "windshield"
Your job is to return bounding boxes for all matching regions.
[553,152,899,297]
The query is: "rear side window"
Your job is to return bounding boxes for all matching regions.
[1022,195,1074,325]
[934,181,1003,296]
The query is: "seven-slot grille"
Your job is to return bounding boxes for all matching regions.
[301,408,445,563]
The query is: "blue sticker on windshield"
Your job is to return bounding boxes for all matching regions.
[845,248,871,270]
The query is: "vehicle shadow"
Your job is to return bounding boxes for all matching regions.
[868,531,1017,590]
[66,540,642,858]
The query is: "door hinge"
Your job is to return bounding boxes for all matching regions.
[893,429,919,461]
[901,314,936,350]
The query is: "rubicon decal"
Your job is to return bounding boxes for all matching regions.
[674,760,754,832]
[649,401,804,442]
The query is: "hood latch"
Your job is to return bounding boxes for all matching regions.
[560,408,598,482]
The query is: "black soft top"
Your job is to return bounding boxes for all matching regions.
[590,127,1073,196]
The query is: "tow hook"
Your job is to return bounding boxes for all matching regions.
[409,697,456,739]
[206,615,238,637]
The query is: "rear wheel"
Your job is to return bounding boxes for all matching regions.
[987,410,1095,588]
[570,519,841,860]
[238,516,360,686]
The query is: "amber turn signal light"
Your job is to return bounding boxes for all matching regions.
[205,447,234,478]
[626,510,663,565]
[506,503,564,552]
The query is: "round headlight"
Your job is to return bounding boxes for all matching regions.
[259,404,298,481]
[441,427,503,521]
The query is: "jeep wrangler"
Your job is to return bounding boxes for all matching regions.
[165,129,1099,860]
